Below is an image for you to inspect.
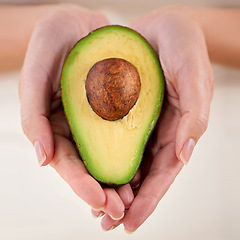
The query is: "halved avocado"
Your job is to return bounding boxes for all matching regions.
[61,25,165,186]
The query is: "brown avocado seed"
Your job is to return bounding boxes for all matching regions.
[85,58,141,121]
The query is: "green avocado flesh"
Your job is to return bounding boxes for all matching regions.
[61,25,165,186]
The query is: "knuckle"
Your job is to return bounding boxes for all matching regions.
[138,192,159,205]
[195,115,208,134]
[21,114,32,137]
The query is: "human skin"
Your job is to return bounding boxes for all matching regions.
[91,6,240,232]
[15,3,133,221]
[0,5,48,72]
[1,3,240,233]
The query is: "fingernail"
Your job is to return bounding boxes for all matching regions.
[92,211,104,218]
[109,212,125,221]
[132,182,140,189]
[92,207,104,211]
[180,138,195,165]
[124,228,135,234]
[34,141,46,167]
[109,226,115,231]
[102,225,115,231]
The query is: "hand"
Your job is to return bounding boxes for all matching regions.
[98,6,214,232]
[19,3,134,220]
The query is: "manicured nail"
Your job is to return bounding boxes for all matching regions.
[102,225,115,231]
[92,207,104,211]
[124,228,135,234]
[34,141,46,166]
[109,212,125,221]
[132,182,140,189]
[92,211,104,218]
[180,138,195,165]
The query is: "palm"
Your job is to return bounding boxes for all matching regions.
[20,5,133,215]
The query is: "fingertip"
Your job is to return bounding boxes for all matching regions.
[91,208,104,218]
[34,140,55,167]
[81,176,106,210]
[103,188,125,221]
[109,212,125,221]
[130,170,141,188]
[179,138,195,165]
[123,221,137,234]
[34,141,47,166]
[116,184,134,210]
[71,175,106,211]
[21,113,54,166]
[101,214,122,231]
[39,140,54,167]
[124,228,135,234]
[123,203,141,233]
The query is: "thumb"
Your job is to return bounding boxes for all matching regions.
[174,61,214,165]
[19,62,54,167]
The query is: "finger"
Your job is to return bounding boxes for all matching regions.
[50,135,106,210]
[18,23,63,166]
[19,12,108,166]
[156,24,214,165]
[102,188,125,221]
[19,10,85,166]
[91,208,104,218]
[129,169,141,188]
[19,65,54,166]
[174,56,214,165]
[100,184,135,231]
[101,214,123,231]
[123,142,183,232]
[116,184,134,210]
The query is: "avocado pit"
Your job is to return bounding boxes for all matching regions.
[85,58,141,121]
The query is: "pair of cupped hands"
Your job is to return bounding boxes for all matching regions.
[19,4,214,233]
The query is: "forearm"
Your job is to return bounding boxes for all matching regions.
[0,5,50,72]
[194,7,240,68]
